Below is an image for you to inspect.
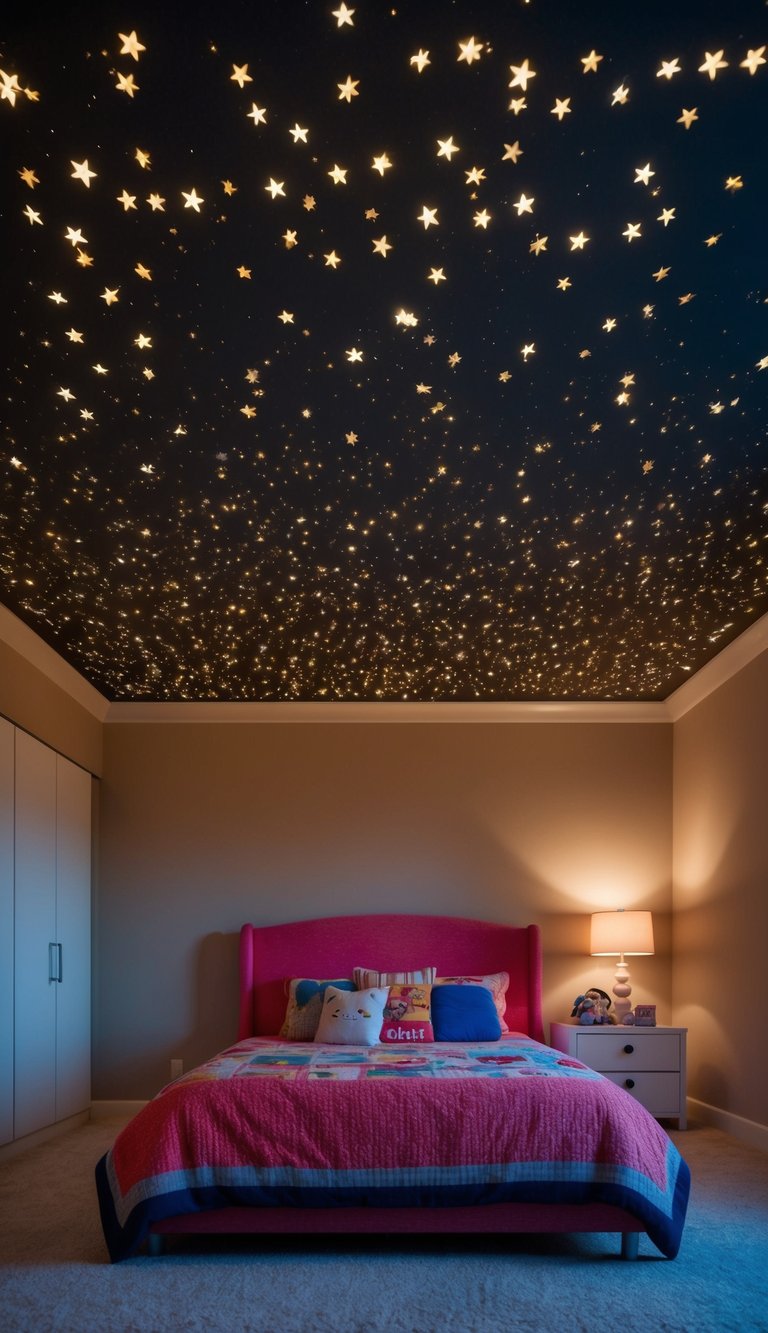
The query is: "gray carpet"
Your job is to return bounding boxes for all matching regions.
[1,1116,767,1333]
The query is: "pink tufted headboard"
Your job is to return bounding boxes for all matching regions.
[238,914,544,1043]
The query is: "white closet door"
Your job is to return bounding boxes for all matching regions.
[55,755,92,1120]
[14,730,57,1137]
[0,719,14,1145]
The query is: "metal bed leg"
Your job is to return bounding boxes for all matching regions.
[621,1232,639,1260]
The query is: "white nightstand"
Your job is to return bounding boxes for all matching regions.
[550,1022,687,1129]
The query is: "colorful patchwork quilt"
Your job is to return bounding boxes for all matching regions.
[96,1035,689,1261]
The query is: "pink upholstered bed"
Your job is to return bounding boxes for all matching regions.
[96,914,689,1261]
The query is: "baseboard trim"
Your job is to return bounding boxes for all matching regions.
[688,1097,768,1154]
[0,1110,89,1162]
[90,1099,148,1118]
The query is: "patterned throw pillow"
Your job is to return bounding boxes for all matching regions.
[314,986,389,1045]
[280,977,356,1041]
[353,966,436,989]
[380,983,434,1044]
[434,971,510,1034]
[431,983,502,1041]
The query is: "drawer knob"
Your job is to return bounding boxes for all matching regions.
[623,1044,635,1055]
[624,1078,636,1089]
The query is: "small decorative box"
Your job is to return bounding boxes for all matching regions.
[634,1004,657,1026]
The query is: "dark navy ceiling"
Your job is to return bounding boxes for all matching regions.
[2,0,767,701]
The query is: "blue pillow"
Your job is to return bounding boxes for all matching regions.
[432,983,502,1041]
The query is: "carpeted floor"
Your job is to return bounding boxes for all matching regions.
[1,1116,767,1333]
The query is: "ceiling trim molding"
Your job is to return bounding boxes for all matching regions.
[103,700,668,723]
[664,612,768,721]
[0,604,110,722]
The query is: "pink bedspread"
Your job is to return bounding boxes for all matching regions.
[96,1035,689,1260]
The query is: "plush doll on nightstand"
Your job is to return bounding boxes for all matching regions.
[571,987,617,1025]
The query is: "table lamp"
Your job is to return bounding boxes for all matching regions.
[590,909,655,1023]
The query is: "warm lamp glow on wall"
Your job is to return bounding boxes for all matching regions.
[590,910,655,1023]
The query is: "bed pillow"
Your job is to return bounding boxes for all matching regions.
[380,983,434,1044]
[280,977,356,1041]
[434,971,510,1034]
[314,986,389,1045]
[431,983,502,1042]
[353,966,436,988]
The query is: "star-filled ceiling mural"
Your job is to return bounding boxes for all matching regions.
[2,0,767,701]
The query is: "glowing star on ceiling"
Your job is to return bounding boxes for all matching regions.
[569,231,589,250]
[509,59,536,91]
[65,226,88,247]
[0,69,22,105]
[436,136,460,160]
[118,31,145,61]
[324,250,341,268]
[135,263,152,280]
[634,163,655,185]
[473,209,491,228]
[328,164,348,185]
[427,267,445,283]
[551,98,571,120]
[332,3,355,27]
[657,58,682,79]
[23,205,42,224]
[502,141,523,163]
[71,159,97,187]
[277,310,294,323]
[337,76,360,103]
[230,64,253,88]
[418,205,439,228]
[283,230,298,248]
[146,193,165,211]
[100,287,120,304]
[612,84,630,105]
[289,124,308,143]
[658,208,675,226]
[346,348,363,362]
[699,50,728,80]
[117,190,137,210]
[247,104,267,125]
[678,107,698,128]
[581,50,603,73]
[19,168,39,187]
[265,178,285,198]
[371,153,392,175]
[741,47,766,75]
[513,193,534,216]
[530,235,548,254]
[623,222,642,242]
[135,148,151,168]
[372,235,392,257]
[182,189,204,211]
[115,72,139,97]
[457,38,484,65]
[410,50,430,72]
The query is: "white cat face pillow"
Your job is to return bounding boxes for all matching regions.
[314,986,388,1045]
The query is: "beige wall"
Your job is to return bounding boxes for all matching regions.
[0,639,102,777]
[673,648,768,1128]
[96,720,672,1098]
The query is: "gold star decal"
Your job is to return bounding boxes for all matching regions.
[303,195,316,210]
[328,164,348,185]
[135,148,151,168]
[182,188,204,211]
[93,363,108,374]
[652,266,670,281]
[65,328,83,343]
[332,3,355,27]
[657,58,682,80]
[498,370,511,382]
[278,310,295,324]
[118,190,137,210]
[410,50,430,73]
[75,249,93,267]
[237,265,251,279]
[289,124,308,144]
[48,292,67,304]
[283,230,298,248]
[119,30,146,61]
[23,205,42,225]
[581,50,603,73]
[345,431,358,444]
[364,208,378,219]
[741,47,766,76]
[265,178,285,198]
[551,98,572,121]
[101,287,120,305]
[134,333,152,349]
[230,63,253,88]
[247,104,267,125]
[508,97,527,115]
[473,209,491,228]
[612,84,630,105]
[57,387,75,402]
[222,180,237,196]
[704,233,721,247]
[509,59,536,91]
[603,318,617,332]
[513,193,534,215]
[458,37,484,65]
[428,267,446,283]
[324,250,341,268]
[0,70,21,105]
[418,205,439,228]
[725,175,743,192]
[569,231,589,250]
[756,356,768,370]
[147,193,165,211]
[699,50,728,80]
[71,159,97,187]
[346,347,363,362]
[337,76,359,103]
[634,163,655,186]
[530,234,548,255]
[240,405,257,418]
[437,136,460,160]
[521,343,535,360]
[448,352,461,367]
[115,72,139,97]
[372,153,392,175]
[19,167,39,188]
[678,107,699,129]
[623,222,642,242]
[135,263,152,280]
[142,368,154,381]
[372,235,392,257]
[465,166,485,186]
[557,276,572,291]
[502,141,523,163]
[678,292,695,304]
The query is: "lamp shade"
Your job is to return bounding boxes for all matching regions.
[590,909,655,956]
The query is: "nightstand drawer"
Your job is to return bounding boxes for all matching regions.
[577,1033,680,1072]
[601,1070,682,1117]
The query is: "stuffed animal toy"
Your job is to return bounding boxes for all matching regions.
[571,987,617,1025]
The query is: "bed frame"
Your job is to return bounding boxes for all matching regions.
[148,914,642,1258]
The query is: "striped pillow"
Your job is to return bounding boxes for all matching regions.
[353,965,436,989]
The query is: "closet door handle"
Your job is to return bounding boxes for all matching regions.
[49,942,63,983]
